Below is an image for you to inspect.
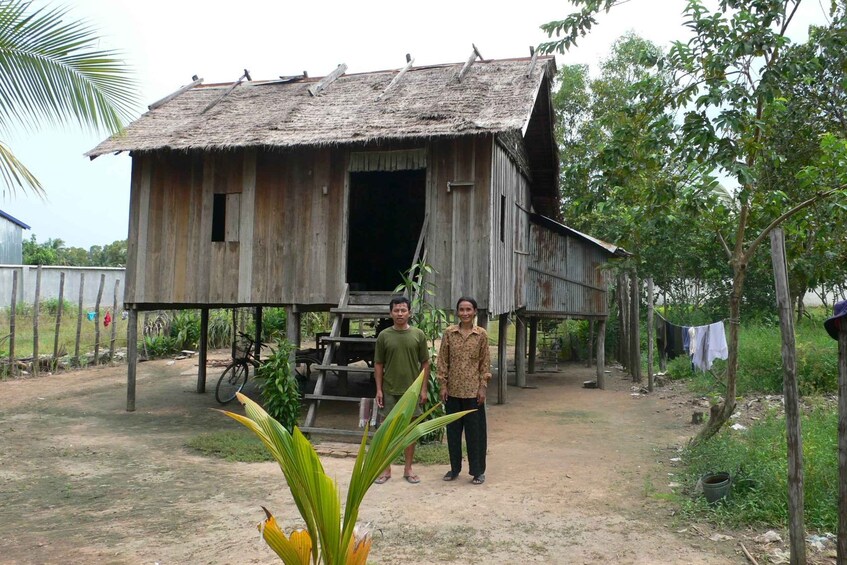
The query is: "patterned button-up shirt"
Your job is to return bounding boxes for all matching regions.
[437,324,492,398]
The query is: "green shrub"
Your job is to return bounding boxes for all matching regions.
[40,298,76,316]
[261,307,287,342]
[680,405,837,531]
[255,340,300,432]
[170,310,200,350]
[207,309,233,349]
[141,335,179,358]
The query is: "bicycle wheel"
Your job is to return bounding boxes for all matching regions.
[215,361,249,404]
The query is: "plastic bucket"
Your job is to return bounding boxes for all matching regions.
[702,472,731,504]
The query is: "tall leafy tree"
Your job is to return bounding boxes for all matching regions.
[542,0,847,443]
[0,0,138,196]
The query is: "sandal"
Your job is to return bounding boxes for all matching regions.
[403,474,420,484]
[443,471,459,481]
[472,474,485,485]
[374,474,390,484]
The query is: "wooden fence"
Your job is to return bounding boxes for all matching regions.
[4,266,124,376]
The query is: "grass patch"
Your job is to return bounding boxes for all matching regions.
[679,403,837,531]
[392,442,450,465]
[186,430,273,462]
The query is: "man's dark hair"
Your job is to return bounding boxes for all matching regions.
[389,295,411,311]
[456,296,478,310]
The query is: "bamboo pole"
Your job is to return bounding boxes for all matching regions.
[74,274,85,366]
[32,265,41,377]
[647,277,654,392]
[93,274,105,365]
[618,272,628,368]
[9,270,17,376]
[770,228,806,565]
[109,279,120,364]
[53,272,65,364]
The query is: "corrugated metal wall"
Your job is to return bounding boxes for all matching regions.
[526,223,610,317]
[0,219,24,264]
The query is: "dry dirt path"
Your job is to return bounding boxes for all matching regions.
[0,357,746,564]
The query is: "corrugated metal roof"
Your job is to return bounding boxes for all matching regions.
[529,213,629,257]
[0,209,30,229]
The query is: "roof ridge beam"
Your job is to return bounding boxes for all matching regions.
[457,44,484,82]
[378,55,415,99]
[148,76,203,111]
[526,46,539,78]
[309,64,348,96]
[201,69,251,114]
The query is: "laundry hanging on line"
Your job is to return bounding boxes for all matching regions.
[689,321,729,372]
[655,313,687,360]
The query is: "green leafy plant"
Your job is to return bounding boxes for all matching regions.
[256,340,300,433]
[170,310,200,350]
[222,372,472,564]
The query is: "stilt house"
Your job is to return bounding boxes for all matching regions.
[88,53,627,428]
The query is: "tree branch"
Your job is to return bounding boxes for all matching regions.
[717,230,732,260]
[744,186,844,261]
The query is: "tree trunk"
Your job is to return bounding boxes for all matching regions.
[693,258,746,445]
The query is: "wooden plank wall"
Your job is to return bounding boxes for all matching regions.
[426,136,492,311]
[128,148,346,306]
[489,143,530,316]
[127,139,494,309]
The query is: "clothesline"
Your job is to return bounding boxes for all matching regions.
[654,313,729,372]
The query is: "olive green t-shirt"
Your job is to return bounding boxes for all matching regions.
[374,326,428,395]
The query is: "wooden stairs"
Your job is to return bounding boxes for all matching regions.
[300,287,394,437]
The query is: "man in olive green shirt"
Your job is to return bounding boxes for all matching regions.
[374,296,430,484]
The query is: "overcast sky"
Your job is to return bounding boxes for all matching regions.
[1,0,830,248]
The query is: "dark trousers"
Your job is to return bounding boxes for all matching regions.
[445,396,487,477]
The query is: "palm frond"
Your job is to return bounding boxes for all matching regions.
[0,139,42,198]
[0,0,138,135]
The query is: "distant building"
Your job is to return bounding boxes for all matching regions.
[0,210,30,264]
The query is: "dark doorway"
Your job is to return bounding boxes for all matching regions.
[347,169,426,291]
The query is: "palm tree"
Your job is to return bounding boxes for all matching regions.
[0,0,138,197]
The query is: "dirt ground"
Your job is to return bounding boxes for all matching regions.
[0,354,800,564]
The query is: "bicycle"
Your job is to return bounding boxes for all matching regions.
[215,332,264,404]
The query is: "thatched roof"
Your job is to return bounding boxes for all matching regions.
[87,57,556,157]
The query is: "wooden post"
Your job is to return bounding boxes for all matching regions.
[127,308,138,411]
[496,313,509,405]
[109,279,119,364]
[254,306,263,362]
[32,265,41,377]
[618,272,629,369]
[9,270,17,376]
[52,272,65,366]
[198,308,209,394]
[515,315,526,387]
[93,274,105,365]
[771,228,806,565]
[647,277,655,393]
[838,322,847,563]
[286,306,301,349]
[629,270,641,383]
[477,309,488,332]
[596,319,606,389]
[528,317,538,374]
[74,274,84,366]
[587,319,595,368]
[231,308,238,359]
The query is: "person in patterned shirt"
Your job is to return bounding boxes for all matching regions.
[437,296,491,485]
